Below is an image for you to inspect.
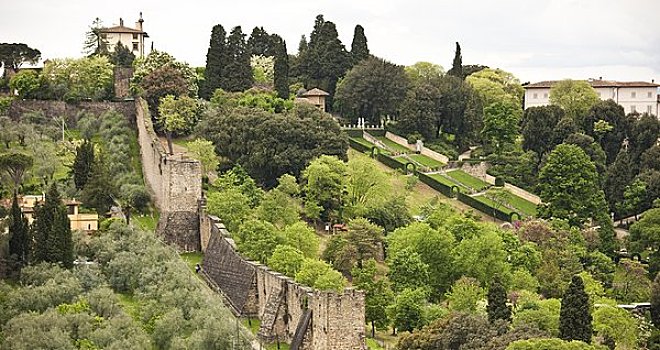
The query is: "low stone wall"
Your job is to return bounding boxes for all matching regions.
[460,162,541,204]
[135,98,203,251]
[8,99,136,126]
[384,131,451,163]
[201,215,366,349]
[420,146,450,164]
[384,131,416,151]
[505,183,541,205]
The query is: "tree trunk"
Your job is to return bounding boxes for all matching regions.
[166,131,174,155]
[371,320,375,338]
[124,206,131,226]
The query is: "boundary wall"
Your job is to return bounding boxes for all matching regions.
[201,215,366,350]
[8,100,136,126]
[135,98,203,251]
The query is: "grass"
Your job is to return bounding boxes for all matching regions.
[375,136,411,153]
[266,343,290,350]
[428,173,466,189]
[117,293,140,321]
[485,189,538,216]
[367,338,385,350]
[408,154,445,168]
[132,211,160,232]
[240,317,261,335]
[446,170,490,191]
[351,137,376,149]
[472,194,515,215]
[180,252,204,273]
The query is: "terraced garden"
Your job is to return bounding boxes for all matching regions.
[374,136,411,153]
[407,154,445,168]
[445,170,490,191]
[483,188,538,216]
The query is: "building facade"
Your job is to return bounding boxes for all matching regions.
[523,79,660,116]
[99,13,149,57]
[11,195,98,232]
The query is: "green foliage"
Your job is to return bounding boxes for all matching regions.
[282,221,318,258]
[9,69,41,98]
[234,219,281,263]
[42,56,113,101]
[81,158,115,215]
[206,188,251,232]
[549,80,600,122]
[446,277,485,313]
[0,96,12,115]
[8,193,29,264]
[334,56,408,123]
[454,230,512,287]
[611,260,651,302]
[73,140,95,190]
[294,258,345,291]
[303,155,347,221]
[82,17,108,56]
[201,24,229,99]
[350,24,369,65]
[268,245,305,277]
[224,26,253,92]
[131,50,198,97]
[405,62,444,85]
[157,94,199,153]
[466,68,524,107]
[488,277,512,322]
[186,138,219,176]
[521,105,565,157]
[481,100,522,153]
[388,287,428,333]
[593,305,638,349]
[506,338,606,350]
[0,43,41,74]
[387,247,430,293]
[511,269,540,292]
[352,259,394,336]
[652,273,660,328]
[251,55,274,86]
[629,207,660,252]
[448,42,463,78]
[559,275,593,343]
[0,151,33,191]
[538,144,608,226]
[313,268,346,292]
[196,102,348,187]
[514,297,561,337]
[31,183,74,268]
[255,190,300,229]
[109,42,135,68]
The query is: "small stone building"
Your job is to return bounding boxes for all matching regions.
[297,88,329,112]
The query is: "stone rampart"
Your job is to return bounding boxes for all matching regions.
[135,98,203,251]
[8,100,136,126]
[201,215,366,349]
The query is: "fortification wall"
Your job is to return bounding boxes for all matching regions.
[201,215,366,349]
[8,100,136,126]
[135,99,202,251]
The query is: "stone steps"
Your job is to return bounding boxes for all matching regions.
[257,287,285,342]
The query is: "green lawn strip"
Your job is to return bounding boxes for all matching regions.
[486,189,537,216]
[351,137,376,149]
[132,211,159,232]
[428,173,467,189]
[408,154,445,168]
[180,252,204,274]
[472,194,515,215]
[375,136,411,153]
[367,338,385,350]
[445,170,490,191]
[240,317,261,335]
[391,155,411,166]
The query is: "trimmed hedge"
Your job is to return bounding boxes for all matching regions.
[349,138,372,153]
[457,192,514,222]
[377,153,406,171]
[368,129,386,137]
[416,172,453,197]
[345,129,364,138]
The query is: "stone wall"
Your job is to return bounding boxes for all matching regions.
[201,215,366,350]
[460,162,541,204]
[8,100,136,126]
[113,67,133,99]
[135,98,203,251]
[384,131,451,163]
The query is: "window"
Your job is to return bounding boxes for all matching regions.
[649,91,654,98]
[543,93,548,98]
[648,105,653,114]
[132,42,139,51]
[132,33,138,40]
[533,93,538,99]
[631,105,636,113]
[631,91,636,98]
[597,92,602,98]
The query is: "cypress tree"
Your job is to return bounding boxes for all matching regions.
[651,274,660,328]
[8,193,30,264]
[32,183,61,264]
[559,275,593,343]
[81,157,116,215]
[223,26,253,92]
[272,34,289,99]
[52,204,73,268]
[73,140,94,190]
[247,26,272,56]
[350,24,369,65]
[486,277,512,323]
[298,35,308,54]
[448,42,463,78]
[201,24,228,99]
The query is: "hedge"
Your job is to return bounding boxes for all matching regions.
[349,138,372,153]
[416,172,453,197]
[345,129,364,138]
[457,192,515,222]
[377,153,406,171]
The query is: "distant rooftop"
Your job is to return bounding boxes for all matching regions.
[302,88,329,97]
[524,79,659,89]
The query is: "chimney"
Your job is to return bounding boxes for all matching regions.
[119,18,124,27]
[136,12,144,31]
[599,76,602,80]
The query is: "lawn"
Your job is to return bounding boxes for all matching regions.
[486,189,538,216]
[375,136,411,153]
[240,317,261,335]
[408,154,445,168]
[367,338,385,350]
[351,137,376,149]
[180,252,204,274]
[445,170,490,191]
[132,211,160,232]
[428,173,466,189]
[472,194,515,215]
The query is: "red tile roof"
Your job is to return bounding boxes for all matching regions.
[100,25,147,35]
[524,80,659,88]
[303,88,330,97]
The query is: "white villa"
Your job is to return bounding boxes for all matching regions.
[523,79,660,116]
[99,13,149,57]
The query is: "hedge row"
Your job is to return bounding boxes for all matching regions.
[456,192,517,222]
[348,138,372,153]
[377,153,406,171]
[345,129,364,138]
[416,172,453,197]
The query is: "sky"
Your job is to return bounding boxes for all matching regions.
[2,0,660,83]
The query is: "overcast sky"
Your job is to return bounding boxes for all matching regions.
[3,0,660,83]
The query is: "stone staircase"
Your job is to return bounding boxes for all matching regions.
[290,309,312,350]
[257,287,285,343]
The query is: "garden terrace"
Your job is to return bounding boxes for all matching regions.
[445,170,490,192]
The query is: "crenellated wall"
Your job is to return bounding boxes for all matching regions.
[135,98,203,251]
[201,215,366,350]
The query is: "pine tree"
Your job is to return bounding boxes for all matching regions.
[201,24,228,99]
[448,42,463,78]
[272,34,289,99]
[223,26,253,92]
[559,275,593,343]
[8,193,30,264]
[73,140,95,190]
[350,24,369,65]
[486,277,512,323]
[110,42,135,67]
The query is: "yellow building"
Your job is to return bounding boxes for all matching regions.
[16,195,98,232]
[296,88,329,112]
